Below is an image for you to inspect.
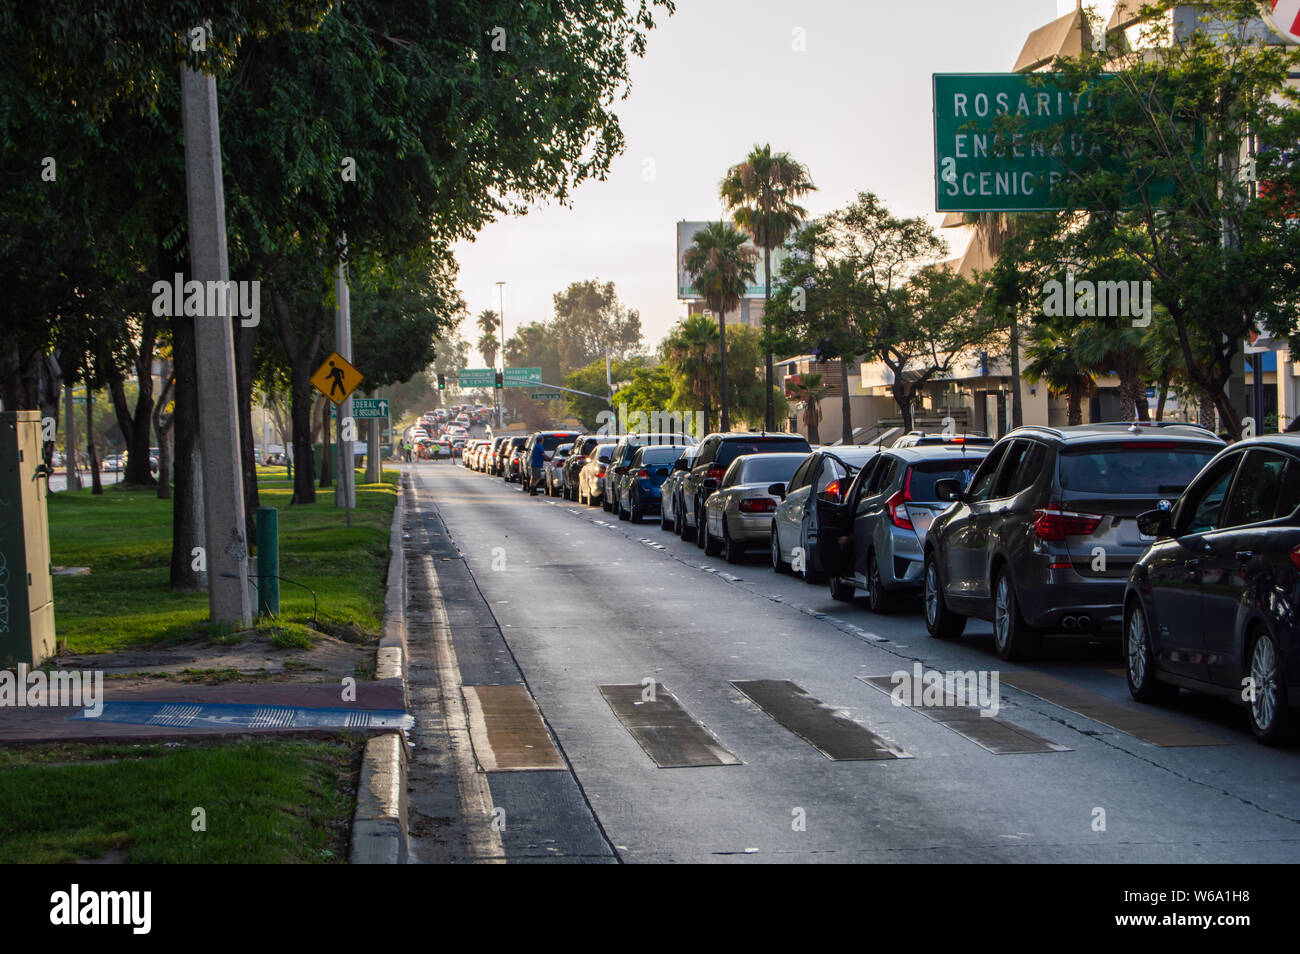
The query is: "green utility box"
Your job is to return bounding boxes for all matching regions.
[0,411,55,666]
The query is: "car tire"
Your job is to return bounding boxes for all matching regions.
[924,552,966,640]
[992,569,1038,661]
[771,524,789,573]
[829,575,855,602]
[676,499,692,540]
[618,497,629,520]
[1125,598,1178,705]
[660,503,672,531]
[1247,628,1295,744]
[723,520,743,564]
[695,506,707,549]
[866,550,897,615]
[629,493,641,524]
[703,516,723,557]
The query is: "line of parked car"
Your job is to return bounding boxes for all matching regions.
[459,422,1300,744]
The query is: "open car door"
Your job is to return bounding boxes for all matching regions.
[814,454,863,578]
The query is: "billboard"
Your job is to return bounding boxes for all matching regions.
[676,220,795,300]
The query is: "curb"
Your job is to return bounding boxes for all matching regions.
[350,469,411,864]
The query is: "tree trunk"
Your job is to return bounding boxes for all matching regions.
[319,396,333,488]
[1197,393,1217,431]
[272,291,321,504]
[893,380,914,432]
[169,312,205,589]
[717,311,729,432]
[1068,382,1083,426]
[1008,308,1023,428]
[234,313,258,541]
[85,374,102,494]
[1155,372,1170,421]
[763,247,774,432]
[63,381,81,491]
[102,332,157,487]
[153,367,173,500]
[39,355,59,468]
[806,404,820,444]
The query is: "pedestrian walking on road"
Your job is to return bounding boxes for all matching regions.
[528,439,546,495]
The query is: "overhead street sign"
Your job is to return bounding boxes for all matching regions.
[350,398,389,419]
[311,351,363,405]
[504,367,542,387]
[933,73,1107,212]
[531,392,561,401]
[458,368,495,388]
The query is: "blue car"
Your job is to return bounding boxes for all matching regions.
[618,443,691,522]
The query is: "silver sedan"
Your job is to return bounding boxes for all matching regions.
[701,453,808,563]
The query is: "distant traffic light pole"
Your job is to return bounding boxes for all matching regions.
[496,281,506,428]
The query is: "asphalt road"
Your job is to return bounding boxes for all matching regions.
[406,456,1300,863]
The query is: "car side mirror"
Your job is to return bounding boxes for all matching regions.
[614,465,628,474]
[768,482,787,499]
[673,458,689,471]
[702,477,719,491]
[1137,509,1172,539]
[934,478,964,503]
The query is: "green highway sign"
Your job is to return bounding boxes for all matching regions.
[531,392,561,401]
[934,73,1107,213]
[458,368,495,388]
[504,367,542,387]
[350,398,389,419]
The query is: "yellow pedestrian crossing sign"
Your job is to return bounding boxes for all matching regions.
[311,352,364,405]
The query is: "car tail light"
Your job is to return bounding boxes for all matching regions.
[1033,506,1103,541]
[596,466,606,477]
[706,465,726,482]
[823,479,842,500]
[636,468,649,478]
[739,497,776,513]
[886,490,913,530]
[1290,546,1300,571]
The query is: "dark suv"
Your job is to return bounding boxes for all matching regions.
[604,433,697,514]
[1125,435,1300,743]
[922,423,1224,660]
[679,432,811,545]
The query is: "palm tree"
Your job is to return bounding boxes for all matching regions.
[665,314,719,431]
[476,309,500,366]
[784,371,831,443]
[721,145,817,431]
[1023,322,1097,425]
[681,221,757,431]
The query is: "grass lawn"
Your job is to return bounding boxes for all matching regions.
[0,738,363,863]
[46,468,398,654]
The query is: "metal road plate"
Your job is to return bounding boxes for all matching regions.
[72,701,411,730]
[461,684,566,772]
[861,675,1069,755]
[730,679,906,761]
[599,683,740,768]
[999,672,1228,747]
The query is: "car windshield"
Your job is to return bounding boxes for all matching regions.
[716,438,810,468]
[740,456,804,484]
[1059,444,1218,495]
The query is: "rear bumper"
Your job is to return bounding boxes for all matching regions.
[728,512,774,544]
[1018,568,1127,634]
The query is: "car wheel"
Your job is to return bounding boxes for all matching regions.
[677,499,694,541]
[618,495,630,520]
[828,574,855,602]
[866,550,897,615]
[1247,628,1294,744]
[771,524,789,573]
[992,569,1038,661]
[1126,598,1178,704]
[703,515,723,557]
[723,520,743,564]
[924,552,966,640]
[695,506,707,549]
[629,493,641,524]
[660,502,672,531]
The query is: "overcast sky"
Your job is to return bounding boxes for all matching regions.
[452,0,1116,364]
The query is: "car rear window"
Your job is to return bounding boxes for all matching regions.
[906,458,986,500]
[541,433,579,451]
[716,437,811,468]
[741,456,804,484]
[640,446,684,465]
[595,446,614,462]
[1058,444,1218,495]
[510,437,527,448]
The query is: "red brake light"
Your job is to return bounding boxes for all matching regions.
[823,479,841,499]
[1290,546,1300,571]
[739,497,776,513]
[902,467,914,502]
[596,465,606,477]
[636,468,649,478]
[706,465,726,481]
[1033,507,1103,541]
[886,490,913,530]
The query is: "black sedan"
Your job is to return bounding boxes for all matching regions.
[1124,435,1300,743]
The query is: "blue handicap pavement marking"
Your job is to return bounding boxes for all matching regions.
[70,701,413,730]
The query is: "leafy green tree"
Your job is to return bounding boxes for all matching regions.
[476,310,501,368]
[563,356,644,430]
[552,280,644,370]
[681,222,757,430]
[721,143,816,429]
[663,314,719,431]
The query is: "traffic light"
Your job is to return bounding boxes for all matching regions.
[494,370,503,389]
[437,373,446,390]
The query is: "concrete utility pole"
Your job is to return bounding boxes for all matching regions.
[180,62,252,627]
[335,249,356,514]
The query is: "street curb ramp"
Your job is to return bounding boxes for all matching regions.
[350,470,412,864]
